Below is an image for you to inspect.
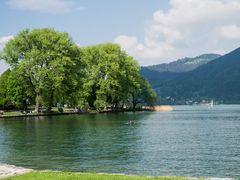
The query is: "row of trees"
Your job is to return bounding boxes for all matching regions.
[0,28,156,112]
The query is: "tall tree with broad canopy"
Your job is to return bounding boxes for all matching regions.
[2,28,84,112]
[80,44,156,111]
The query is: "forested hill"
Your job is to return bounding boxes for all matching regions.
[145,54,221,73]
[140,54,221,88]
[154,47,240,104]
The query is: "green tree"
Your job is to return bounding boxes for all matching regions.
[2,28,84,112]
[0,69,11,106]
[80,43,156,111]
[0,69,32,109]
[80,44,128,110]
[128,76,157,110]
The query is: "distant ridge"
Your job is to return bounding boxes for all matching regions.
[154,47,240,104]
[144,53,221,73]
[141,53,221,88]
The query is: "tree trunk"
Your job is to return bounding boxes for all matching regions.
[114,102,119,109]
[132,103,136,111]
[46,91,54,113]
[121,103,125,110]
[22,99,27,112]
[131,93,137,111]
[35,93,40,113]
[47,105,52,113]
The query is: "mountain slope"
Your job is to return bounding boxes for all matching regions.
[140,68,180,88]
[141,54,221,88]
[157,48,240,104]
[146,54,221,73]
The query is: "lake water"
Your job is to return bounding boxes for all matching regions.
[0,105,240,178]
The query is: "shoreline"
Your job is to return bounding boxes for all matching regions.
[0,164,234,180]
[0,106,173,119]
[0,164,32,179]
[0,112,85,119]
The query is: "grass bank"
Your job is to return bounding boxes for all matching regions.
[0,108,82,118]
[3,171,193,180]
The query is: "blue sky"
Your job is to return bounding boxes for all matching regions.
[1,0,240,73]
[0,0,169,46]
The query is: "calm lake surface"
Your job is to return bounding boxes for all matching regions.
[0,105,240,178]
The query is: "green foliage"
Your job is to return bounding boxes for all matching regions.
[2,28,84,111]
[0,69,11,106]
[128,75,157,109]
[0,28,156,112]
[80,44,156,110]
[0,68,32,109]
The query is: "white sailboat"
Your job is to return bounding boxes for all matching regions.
[209,100,214,108]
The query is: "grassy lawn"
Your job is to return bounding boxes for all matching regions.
[3,171,193,180]
[1,111,25,116]
[0,108,75,117]
[1,111,41,117]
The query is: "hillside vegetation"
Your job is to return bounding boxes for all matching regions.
[146,48,240,104]
[141,54,220,89]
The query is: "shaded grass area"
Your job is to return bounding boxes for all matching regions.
[0,111,32,116]
[0,108,76,118]
[0,111,49,117]
[3,172,193,180]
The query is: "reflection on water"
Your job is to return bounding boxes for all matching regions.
[0,105,240,178]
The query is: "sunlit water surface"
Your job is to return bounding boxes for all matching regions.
[0,105,239,178]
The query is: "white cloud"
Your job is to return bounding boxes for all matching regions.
[0,35,14,50]
[114,0,240,65]
[0,35,14,45]
[220,24,240,39]
[0,35,13,75]
[7,0,83,14]
[115,35,174,65]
